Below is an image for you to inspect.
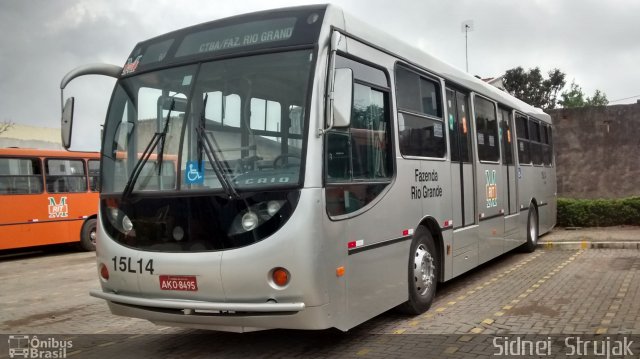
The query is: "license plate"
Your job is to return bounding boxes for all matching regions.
[159,275,198,291]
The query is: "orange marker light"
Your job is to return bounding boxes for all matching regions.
[272,268,290,287]
[336,266,345,277]
[100,263,109,280]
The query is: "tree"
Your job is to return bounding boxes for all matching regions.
[558,82,586,108]
[502,67,566,110]
[586,90,609,107]
[0,120,14,136]
[559,82,609,108]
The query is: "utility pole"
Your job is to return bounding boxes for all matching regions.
[461,20,474,73]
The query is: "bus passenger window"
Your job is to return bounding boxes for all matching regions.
[545,125,554,166]
[250,98,281,132]
[0,157,43,194]
[288,105,303,149]
[499,108,513,165]
[529,119,543,165]
[88,160,100,192]
[250,97,283,161]
[395,66,445,158]
[45,159,87,193]
[474,97,499,162]
[515,114,531,164]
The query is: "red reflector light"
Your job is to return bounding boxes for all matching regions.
[100,263,109,280]
[272,267,290,287]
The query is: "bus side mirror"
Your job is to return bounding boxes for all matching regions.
[61,97,75,149]
[332,68,353,128]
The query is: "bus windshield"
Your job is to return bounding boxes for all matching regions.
[101,50,313,195]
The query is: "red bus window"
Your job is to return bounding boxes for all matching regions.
[88,159,100,192]
[45,159,87,193]
[0,157,43,194]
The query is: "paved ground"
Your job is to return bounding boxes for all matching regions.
[0,229,639,358]
[540,226,640,250]
[543,226,640,242]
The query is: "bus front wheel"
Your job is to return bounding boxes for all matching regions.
[399,228,438,315]
[79,218,97,252]
[521,205,538,253]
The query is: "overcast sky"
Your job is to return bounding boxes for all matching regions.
[1,0,639,150]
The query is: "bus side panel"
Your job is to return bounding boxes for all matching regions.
[451,226,479,278]
[504,214,526,252]
[0,221,81,250]
[476,162,505,264]
[419,159,455,276]
[540,165,557,234]
[0,192,97,249]
[341,159,420,330]
[518,165,553,233]
[517,165,536,240]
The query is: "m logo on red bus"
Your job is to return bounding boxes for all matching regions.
[48,197,69,218]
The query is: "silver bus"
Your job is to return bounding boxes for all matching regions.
[60,5,556,332]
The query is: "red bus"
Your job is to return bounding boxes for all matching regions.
[0,148,99,251]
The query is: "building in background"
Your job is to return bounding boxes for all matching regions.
[549,102,640,199]
[0,124,62,149]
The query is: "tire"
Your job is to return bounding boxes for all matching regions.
[521,205,538,253]
[79,218,97,252]
[398,228,438,315]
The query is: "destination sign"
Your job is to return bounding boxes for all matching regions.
[176,18,297,57]
[122,7,325,76]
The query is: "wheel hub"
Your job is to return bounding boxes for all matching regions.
[413,244,435,296]
[529,211,538,244]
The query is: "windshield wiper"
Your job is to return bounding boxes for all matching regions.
[157,100,174,176]
[121,99,175,200]
[196,94,239,199]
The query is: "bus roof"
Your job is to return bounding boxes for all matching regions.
[122,4,549,123]
[0,148,99,159]
[328,4,551,123]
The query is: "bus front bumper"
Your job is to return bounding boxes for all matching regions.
[90,289,305,312]
[90,289,336,332]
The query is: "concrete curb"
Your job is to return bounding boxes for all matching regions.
[538,241,640,250]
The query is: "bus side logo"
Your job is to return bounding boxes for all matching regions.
[48,197,69,219]
[122,55,142,75]
[485,170,497,208]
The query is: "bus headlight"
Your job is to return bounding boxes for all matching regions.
[266,200,282,216]
[241,212,259,231]
[106,207,134,235]
[121,215,134,233]
[230,200,286,235]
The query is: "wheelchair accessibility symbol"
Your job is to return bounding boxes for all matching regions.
[185,161,204,184]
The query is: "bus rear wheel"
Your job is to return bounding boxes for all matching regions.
[399,228,438,315]
[79,218,97,252]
